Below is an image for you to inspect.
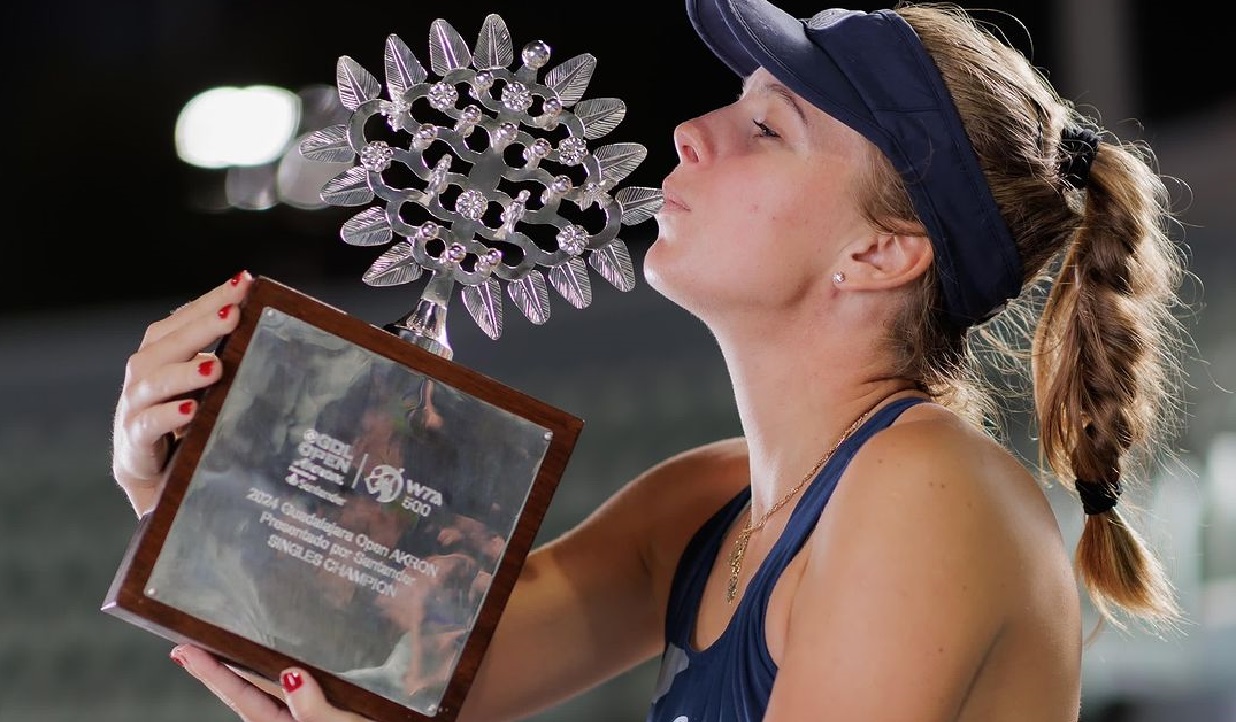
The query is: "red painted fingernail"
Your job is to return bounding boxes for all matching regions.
[179,401,194,415]
[170,650,186,667]
[198,360,215,376]
[229,271,248,286]
[281,671,303,693]
[218,304,232,320]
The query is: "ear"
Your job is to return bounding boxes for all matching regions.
[840,231,933,290]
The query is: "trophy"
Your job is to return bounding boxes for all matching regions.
[102,13,662,722]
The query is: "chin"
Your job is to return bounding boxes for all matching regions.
[642,237,675,297]
[643,241,705,318]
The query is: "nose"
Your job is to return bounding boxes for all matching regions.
[673,116,707,164]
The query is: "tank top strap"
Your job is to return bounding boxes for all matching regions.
[663,486,751,645]
[788,395,928,535]
[740,396,929,658]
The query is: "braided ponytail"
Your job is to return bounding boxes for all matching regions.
[878,5,1195,632]
[1033,132,1187,628]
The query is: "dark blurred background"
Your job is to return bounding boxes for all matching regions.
[2,1,1233,720]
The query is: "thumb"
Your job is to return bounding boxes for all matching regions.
[279,668,371,722]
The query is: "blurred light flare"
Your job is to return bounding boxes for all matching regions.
[175,85,301,169]
[177,83,350,212]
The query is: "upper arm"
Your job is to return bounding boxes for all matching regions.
[766,425,1012,722]
[460,437,748,722]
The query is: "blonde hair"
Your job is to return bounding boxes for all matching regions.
[862,2,1192,631]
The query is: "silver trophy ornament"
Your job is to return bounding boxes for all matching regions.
[299,13,664,359]
[103,16,654,722]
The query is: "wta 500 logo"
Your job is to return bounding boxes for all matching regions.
[362,464,405,503]
[290,429,445,517]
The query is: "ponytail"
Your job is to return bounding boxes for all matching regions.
[1032,132,1187,629]
[884,5,1195,633]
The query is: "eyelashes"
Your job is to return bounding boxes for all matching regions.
[753,120,780,139]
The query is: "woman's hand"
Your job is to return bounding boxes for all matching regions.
[170,645,373,722]
[111,271,253,516]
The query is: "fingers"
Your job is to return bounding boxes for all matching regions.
[142,270,253,349]
[122,273,251,408]
[122,271,252,417]
[116,351,222,457]
[228,662,288,700]
[111,272,253,509]
[170,645,373,722]
[279,667,374,722]
[171,645,294,722]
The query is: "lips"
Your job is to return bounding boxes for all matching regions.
[661,187,690,212]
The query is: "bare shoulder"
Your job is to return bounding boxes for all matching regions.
[629,437,751,557]
[804,400,1069,620]
[643,436,751,490]
[536,436,748,595]
[839,402,1057,537]
[767,404,1076,719]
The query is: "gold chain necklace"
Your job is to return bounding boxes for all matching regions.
[725,395,898,603]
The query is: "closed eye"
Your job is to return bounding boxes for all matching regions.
[753,120,780,139]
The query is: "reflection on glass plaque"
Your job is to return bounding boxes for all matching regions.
[103,277,583,722]
[145,309,550,715]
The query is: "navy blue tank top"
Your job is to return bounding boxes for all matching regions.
[646,397,927,722]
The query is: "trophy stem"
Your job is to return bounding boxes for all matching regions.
[381,271,454,360]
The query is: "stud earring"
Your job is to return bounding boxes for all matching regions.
[832,271,845,284]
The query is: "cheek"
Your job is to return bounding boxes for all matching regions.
[646,161,847,282]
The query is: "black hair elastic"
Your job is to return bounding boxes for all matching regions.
[1075,477,1122,516]
[1059,125,1101,190]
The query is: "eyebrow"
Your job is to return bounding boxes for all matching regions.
[740,75,810,127]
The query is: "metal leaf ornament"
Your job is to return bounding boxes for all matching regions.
[299,13,662,354]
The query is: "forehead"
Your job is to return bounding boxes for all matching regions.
[742,68,791,98]
[744,68,866,145]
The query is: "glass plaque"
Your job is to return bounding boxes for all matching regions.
[103,277,583,722]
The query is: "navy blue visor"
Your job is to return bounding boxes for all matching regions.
[687,0,1022,327]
